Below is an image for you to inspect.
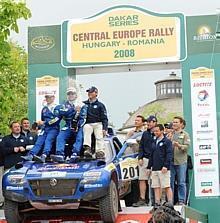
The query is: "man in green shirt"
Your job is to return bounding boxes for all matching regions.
[168,116,190,205]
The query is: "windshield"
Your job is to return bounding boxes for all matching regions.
[121,143,139,157]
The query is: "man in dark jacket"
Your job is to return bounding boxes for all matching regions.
[20,117,38,148]
[1,121,28,170]
[147,124,173,206]
[133,115,157,207]
[83,86,108,159]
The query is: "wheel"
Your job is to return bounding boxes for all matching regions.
[4,199,23,223]
[99,180,119,222]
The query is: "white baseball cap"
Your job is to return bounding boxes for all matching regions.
[45,91,55,97]
[66,87,77,94]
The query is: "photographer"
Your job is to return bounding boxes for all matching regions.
[149,202,185,223]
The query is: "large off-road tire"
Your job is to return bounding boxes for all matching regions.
[99,180,119,222]
[4,199,23,223]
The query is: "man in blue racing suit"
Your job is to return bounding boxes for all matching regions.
[51,87,87,162]
[22,91,60,162]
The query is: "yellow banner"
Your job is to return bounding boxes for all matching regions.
[66,8,182,64]
[191,67,214,79]
[36,75,59,121]
[36,75,59,87]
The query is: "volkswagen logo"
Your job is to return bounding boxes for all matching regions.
[50,178,57,187]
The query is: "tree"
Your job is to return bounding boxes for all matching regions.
[0,0,31,134]
[142,102,182,124]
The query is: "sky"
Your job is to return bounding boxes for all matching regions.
[11,0,220,128]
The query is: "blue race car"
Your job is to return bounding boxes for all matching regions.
[3,135,140,223]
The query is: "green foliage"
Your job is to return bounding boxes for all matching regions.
[142,102,182,124]
[0,42,28,134]
[0,0,31,135]
[0,0,31,39]
[0,0,31,67]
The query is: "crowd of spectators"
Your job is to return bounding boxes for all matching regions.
[125,115,191,208]
[0,118,37,207]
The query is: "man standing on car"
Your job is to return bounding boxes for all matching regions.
[1,121,28,170]
[133,115,157,207]
[83,86,108,159]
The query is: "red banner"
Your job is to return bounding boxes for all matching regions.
[116,213,152,223]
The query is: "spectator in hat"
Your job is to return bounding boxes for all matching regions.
[22,91,61,162]
[83,86,108,159]
[133,115,157,207]
[164,122,173,136]
[51,87,87,162]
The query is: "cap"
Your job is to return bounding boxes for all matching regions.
[86,86,98,93]
[164,122,172,129]
[146,115,157,122]
[66,87,77,94]
[45,91,55,97]
[168,123,173,129]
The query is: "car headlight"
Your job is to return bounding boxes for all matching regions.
[82,171,102,183]
[8,175,26,185]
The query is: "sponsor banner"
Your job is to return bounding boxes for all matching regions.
[36,75,59,121]
[190,67,219,197]
[28,25,61,64]
[186,15,220,55]
[62,5,186,67]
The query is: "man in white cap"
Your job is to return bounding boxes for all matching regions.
[51,87,88,162]
[22,91,60,162]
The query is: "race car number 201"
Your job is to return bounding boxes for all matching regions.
[120,158,139,180]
